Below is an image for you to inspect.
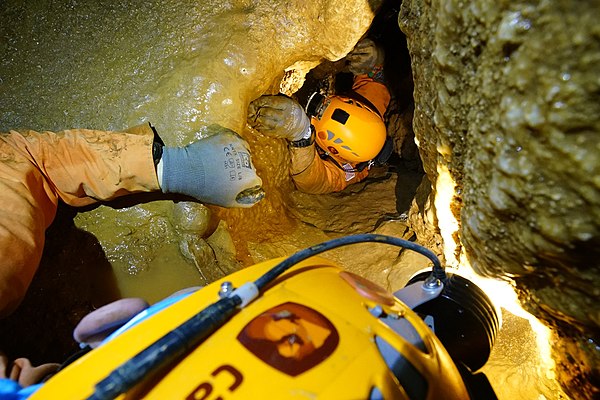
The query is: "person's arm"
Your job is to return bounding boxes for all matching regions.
[0,124,160,317]
[248,95,364,194]
[347,38,391,116]
[0,123,262,317]
[289,145,368,194]
[1,123,161,207]
[351,75,391,117]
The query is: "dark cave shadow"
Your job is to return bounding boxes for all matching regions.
[370,0,414,113]
[390,132,425,214]
[0,191,213,365]
[77,190,197,212]
[296,0,425,217]
[0,204,122,365]
[370,0,426,215]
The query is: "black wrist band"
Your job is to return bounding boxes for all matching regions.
[150,124,164,166]
[152,140,164,166]
[289,126,315,148]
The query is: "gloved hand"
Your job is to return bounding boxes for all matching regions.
[247,95,311,142]
[347,38,385,76]
[159,125,264,208]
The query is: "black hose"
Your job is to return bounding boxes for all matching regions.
[88,234,443,399]
[255,233,444,290]
[88,295,241,400]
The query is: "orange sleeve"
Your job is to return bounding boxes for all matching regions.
[0,123,160,317]
[2,123,160,207]
[352,74,391,117]
[289,145,368,194]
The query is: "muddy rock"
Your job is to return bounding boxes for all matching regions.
[399,0,600,397]
[172,202,211,237]
[205,220,244,279]
[1,0,590,397]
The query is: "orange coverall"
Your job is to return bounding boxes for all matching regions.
[0,123,159,317]
[290,74,391,194]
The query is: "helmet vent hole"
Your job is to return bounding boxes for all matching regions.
[331,108,350,124]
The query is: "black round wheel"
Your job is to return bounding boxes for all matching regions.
[406,272,500,372]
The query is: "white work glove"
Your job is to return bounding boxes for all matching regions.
[247,95,311,142]
[158,125,264,208]
[347,38,385,76]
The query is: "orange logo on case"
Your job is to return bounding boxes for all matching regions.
[237,302,339,376]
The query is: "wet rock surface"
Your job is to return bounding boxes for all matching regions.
[0,0,384,368]
[0,0,596,398]
[399,0,600,397]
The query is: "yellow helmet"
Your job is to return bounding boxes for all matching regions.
[309,94,387,163]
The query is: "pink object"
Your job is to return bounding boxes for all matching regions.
[73,298,149,347]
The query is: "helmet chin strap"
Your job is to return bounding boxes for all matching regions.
[316,134,394,173]
[316,145,372,173]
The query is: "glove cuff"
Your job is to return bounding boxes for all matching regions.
[290,125,315,148]
[160,146,206,196]
[292,122,312,141]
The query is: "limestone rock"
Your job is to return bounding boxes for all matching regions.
[206,220,244,277]
[172,202,211,237]
[399,0,600,397]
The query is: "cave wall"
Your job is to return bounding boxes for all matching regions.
[398,0,599,398]
[0,0,386,301]
[0,0,385,362]
[2,0,598,395]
